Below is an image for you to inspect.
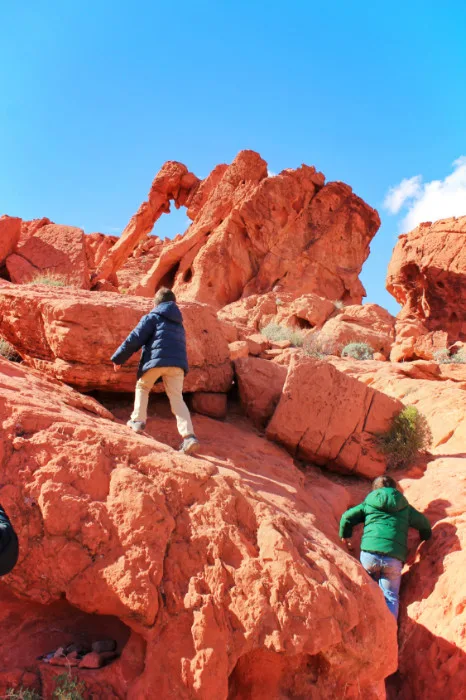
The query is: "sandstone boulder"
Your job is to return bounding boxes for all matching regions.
[387,215,466,361]
[0,357,397,698]
[267,355,403,477]
[19,217,52,244]
[235,357,287,428]
[329,356,466,456]
[191,392,227,419]
[218,292,336,341]
[316,303,396,358]
[0,286,233,393]
[228,340,249,361]
[0,215,21,265]
[6,224,91,288]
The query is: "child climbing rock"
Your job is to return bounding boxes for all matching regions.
[0,504,19,576]
[111,287,200,455]
[339,475,431,619]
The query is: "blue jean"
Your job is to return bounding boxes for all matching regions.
[360,550,403,619]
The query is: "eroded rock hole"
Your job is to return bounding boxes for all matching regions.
[158,261,180,289]
[291,315,313,330]
[182,267,193,283]
[0,587,136,692]
[0,264,11,282]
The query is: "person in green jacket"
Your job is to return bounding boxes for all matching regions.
[339,475,432,619]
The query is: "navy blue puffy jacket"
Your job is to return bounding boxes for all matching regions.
[111,302,189,379]
[0,505,19,576]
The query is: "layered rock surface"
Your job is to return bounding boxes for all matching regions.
[0,357,397,698]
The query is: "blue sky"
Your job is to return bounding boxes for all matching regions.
[1,1,465,314]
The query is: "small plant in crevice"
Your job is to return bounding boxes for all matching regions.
[376,405,432,470]
[26,272,70,287]
[434,348,466,364]
[341,341,374,361]
[333,299,345,310]
[53,674,86,700]
[0,337,19,361]
[6,688,41,700]
[261,323,304,347]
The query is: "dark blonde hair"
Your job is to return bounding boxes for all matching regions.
[372,475,397,491]
[154,287,176,305]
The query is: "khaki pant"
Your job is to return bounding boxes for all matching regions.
[131,366,194,438]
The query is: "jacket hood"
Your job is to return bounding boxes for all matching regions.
[365,487,409,513]
[154,301,183,324]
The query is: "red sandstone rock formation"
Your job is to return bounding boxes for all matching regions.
[325,357,466,698]
[6,224,91,288]
[387,215,466,361]
[91,161,200,284]
[314,303,396,358]
[0,216,21,266]
[85,232,118,271]
[3,156,465,699]
[19,217,52,244]
[235,356,287,428]
[89,150,379,308]
[267,355,403,477]
[0,286,232,394]
[0,357,397,697]
[218,292,336,341]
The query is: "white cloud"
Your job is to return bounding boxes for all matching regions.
[267,169,277,177]
[384,157,466,231]
[383,175,422,214]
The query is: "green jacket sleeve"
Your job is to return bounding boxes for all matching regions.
[408,506,432,540]
[339,503,366,539]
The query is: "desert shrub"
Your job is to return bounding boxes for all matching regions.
[289,330,304,347]
[0,337,18,361]
[302,333,335,359]
[261,323,304,347]
[434,348,466,364]
[333,299,345,310]
[376,406,432,469]
[53,674,86,700]
[341,341,374,361]
[7,688,41,700]
[26,272,70,287]
[261,323,288,342]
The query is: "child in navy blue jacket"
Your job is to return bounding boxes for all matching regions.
[111,287,199,454]
[0,505,19,577]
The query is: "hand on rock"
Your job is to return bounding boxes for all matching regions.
[341,538,353,551]
[113,363,120,372]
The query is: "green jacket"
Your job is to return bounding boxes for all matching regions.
[339,488,432,562]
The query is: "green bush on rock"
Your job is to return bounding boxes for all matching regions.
[376,405,432,469]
